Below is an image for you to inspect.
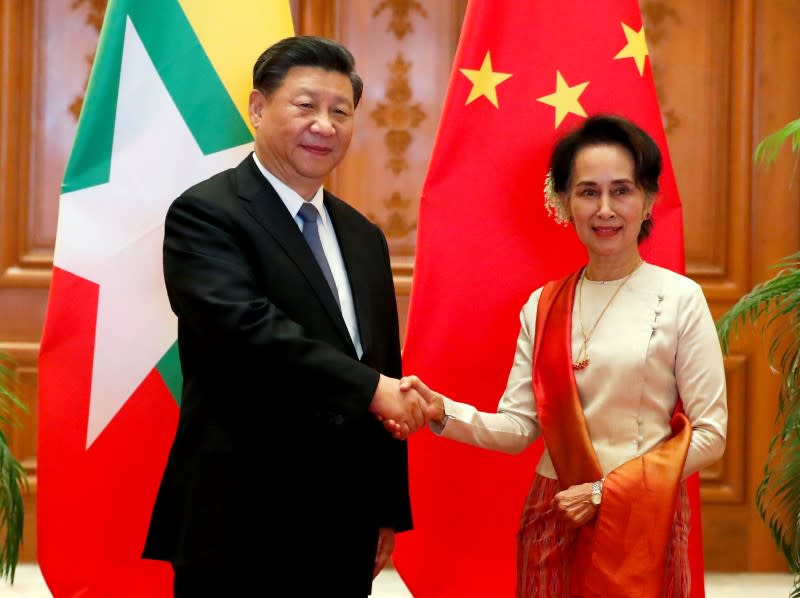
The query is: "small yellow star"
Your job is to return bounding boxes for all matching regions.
[614,23,649,76]
[537,70,589,128]
[459,51,512,108]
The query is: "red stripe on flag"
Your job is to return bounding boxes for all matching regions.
[38,267,178,597]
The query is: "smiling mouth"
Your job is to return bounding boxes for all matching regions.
[302,144,332,155]
[593,226,622,235]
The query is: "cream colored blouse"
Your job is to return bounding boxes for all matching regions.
[434,262,728,480]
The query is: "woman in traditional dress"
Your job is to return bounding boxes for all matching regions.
[399,114,728,597]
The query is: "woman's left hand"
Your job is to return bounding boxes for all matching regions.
[552,482,597,527]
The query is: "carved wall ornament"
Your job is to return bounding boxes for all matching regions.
[72,0,107,31]
[372,0,428,40]
[368,0,431,245]
[640,1,680,45]
[69,0,108,120]
[369,53,426,175]
[369,192,416,239]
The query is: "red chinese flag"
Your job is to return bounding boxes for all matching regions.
[393,1,705,597]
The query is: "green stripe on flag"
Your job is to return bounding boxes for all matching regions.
[157,342,183,406]
[129,0,252,153]
[61,0,126,193]
[63,0,252,193]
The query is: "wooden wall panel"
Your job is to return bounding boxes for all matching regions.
[2,0,98,285]
[0,0,43,564]
[744,0,800,572]
[644,0,735,279]
[1,0,107,563]
[643,0,752,298]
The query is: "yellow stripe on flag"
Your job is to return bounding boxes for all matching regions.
[178,0,295,133]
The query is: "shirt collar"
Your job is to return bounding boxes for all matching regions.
[251,153,327,226]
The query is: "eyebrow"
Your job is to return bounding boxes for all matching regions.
[574,178,634,186]
[294,87,354,107]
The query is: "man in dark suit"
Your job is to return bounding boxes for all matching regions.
[142,36,427,597]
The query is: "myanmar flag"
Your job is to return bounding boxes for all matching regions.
[394,1,705,597]
[37,2,293,595]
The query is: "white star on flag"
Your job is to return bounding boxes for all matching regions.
[54,17,251,448]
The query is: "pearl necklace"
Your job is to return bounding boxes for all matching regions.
[572,262,643,370]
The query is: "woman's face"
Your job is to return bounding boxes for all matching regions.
[566,143,652,264]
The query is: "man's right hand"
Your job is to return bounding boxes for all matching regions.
[369,374,426,440]
[399,375,445,424]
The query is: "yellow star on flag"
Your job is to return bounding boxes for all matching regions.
[614,22,649,75]
[459,51,512,108]
[537,70,589,128]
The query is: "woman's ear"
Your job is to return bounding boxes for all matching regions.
[644,195,657,219]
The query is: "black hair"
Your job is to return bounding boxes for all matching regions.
[252,35,363,108]
[549,114,662,242]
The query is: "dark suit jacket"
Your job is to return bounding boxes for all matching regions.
[143,154,411,592]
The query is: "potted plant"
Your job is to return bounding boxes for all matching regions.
[0,352,27,583]
[716,116,800,595]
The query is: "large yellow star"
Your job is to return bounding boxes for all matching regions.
[459,51,512,108]
[614,23,649,76]
[537,71,589,128]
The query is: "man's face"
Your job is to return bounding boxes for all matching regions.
[249,66,355,199]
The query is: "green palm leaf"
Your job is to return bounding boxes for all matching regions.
[717,252,800,579]
[754,117,800,165]
[0,353,27,584]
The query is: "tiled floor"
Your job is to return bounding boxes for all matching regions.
[1,564,796,596]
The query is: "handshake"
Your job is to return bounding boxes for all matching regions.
[368,374,444,441]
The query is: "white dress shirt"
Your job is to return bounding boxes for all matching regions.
[434,262,728,480]
[251,154,363,358]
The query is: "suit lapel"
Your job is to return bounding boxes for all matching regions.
[235,156,354,351]
[326,192,373,357]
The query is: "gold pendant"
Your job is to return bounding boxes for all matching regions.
[572,358,589,370]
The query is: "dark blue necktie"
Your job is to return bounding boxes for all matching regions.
[298,203,340,307]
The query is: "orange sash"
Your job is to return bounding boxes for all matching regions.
[533,270,691,598]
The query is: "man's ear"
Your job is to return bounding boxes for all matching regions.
[248,89,264,125]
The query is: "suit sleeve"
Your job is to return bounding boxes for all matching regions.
[163,190,379,422]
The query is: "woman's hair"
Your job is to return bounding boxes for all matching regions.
[548,114,662,242]
[252,35,364,108]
